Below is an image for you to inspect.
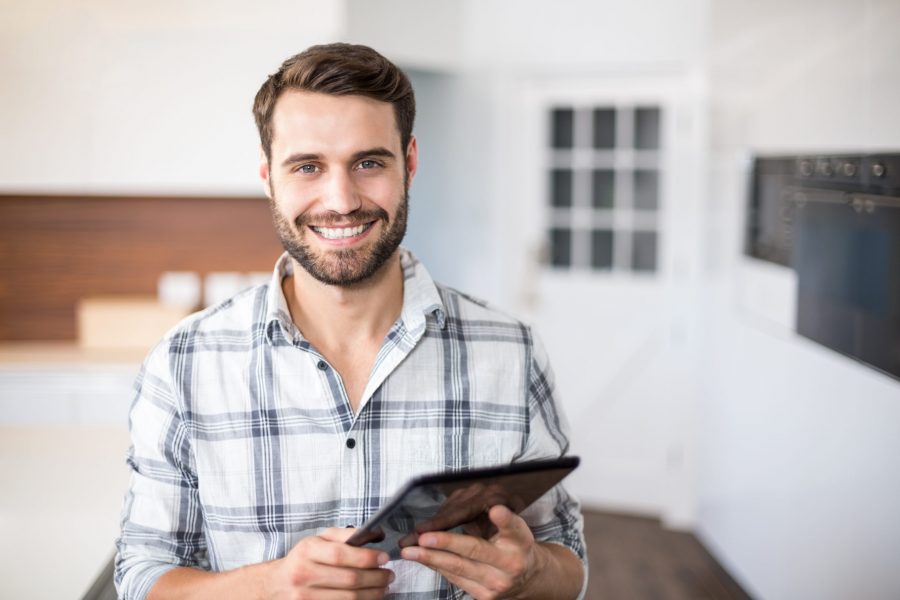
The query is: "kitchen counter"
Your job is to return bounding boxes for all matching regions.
[0,342,147,367]
[0,343,140,426]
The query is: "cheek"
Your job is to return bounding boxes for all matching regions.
[362,176,404,207]
[275,183,317,220]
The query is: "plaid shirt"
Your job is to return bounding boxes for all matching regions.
[115,249,586,600]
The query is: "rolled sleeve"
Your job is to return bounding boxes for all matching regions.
[115,339,206,599]
[518,329,589,598]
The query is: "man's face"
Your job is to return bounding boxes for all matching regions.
[260,90,417,286]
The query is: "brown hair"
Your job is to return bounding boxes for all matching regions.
[253,43,416,162]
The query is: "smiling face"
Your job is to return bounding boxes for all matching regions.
[260,90,417,286]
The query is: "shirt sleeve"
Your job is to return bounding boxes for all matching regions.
[517,327,589,599]
[114,337,207,600]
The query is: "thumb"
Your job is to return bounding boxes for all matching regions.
[319,527,357,543]
[488,505,530,542]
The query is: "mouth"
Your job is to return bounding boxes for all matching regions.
[308,221,375,241]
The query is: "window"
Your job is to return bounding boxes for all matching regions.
[546,105,662,273]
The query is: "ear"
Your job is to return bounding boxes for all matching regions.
[405,135,418,189]
[259,147,273,199]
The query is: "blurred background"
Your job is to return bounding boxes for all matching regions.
[2,0,899,598]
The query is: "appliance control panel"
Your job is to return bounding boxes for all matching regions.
[746,154,900,266]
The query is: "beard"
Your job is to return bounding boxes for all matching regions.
[269,189,409,287]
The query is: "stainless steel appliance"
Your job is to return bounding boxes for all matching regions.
[746,153,900,381]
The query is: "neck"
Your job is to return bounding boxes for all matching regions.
[282,251,404,352]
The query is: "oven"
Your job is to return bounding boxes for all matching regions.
[746,153,900,381]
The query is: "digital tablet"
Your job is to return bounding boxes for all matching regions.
[345,456,579,557]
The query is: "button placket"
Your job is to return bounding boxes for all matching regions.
[340,429,361,530]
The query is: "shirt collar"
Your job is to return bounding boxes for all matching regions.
[264,248,447,345]
[264,253,297,344]
[398,248,447,333]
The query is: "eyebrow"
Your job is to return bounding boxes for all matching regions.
[281,147,397,169]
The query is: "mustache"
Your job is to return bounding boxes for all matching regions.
[295,207,389,228]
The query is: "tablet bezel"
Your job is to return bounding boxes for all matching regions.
[345,455,579,549]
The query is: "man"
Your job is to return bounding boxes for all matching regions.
[115,43,586,599]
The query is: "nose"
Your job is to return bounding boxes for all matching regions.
[321,169,362,215]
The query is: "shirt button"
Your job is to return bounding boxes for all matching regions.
[346,438,356,449]
[317,360,328,371]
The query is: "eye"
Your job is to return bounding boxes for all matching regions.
[358,159,380,170]
[298,164,318,174]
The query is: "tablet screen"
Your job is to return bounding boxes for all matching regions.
[345,456,579,557]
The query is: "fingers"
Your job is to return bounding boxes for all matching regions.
[316,528,390,569]
[295,562,394,591]
[401,545,516,598]
[403,530,497,568]
[488,505,533,545]
[410,509,532,562]
[308,587,391,600]
[417,558,496,599]
[488,504,515,529]
[277,532,395,598]
[319,526,362,544]
[401,544,493,584]
[401,511,535,597]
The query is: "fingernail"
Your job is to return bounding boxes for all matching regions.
[388,571,396,583]
[419,535,434,547]
[402,547,420,560]
[378,552,390,565]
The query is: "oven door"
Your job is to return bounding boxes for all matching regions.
[793,190,900,380]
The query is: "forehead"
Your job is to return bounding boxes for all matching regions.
[270,90,400,157]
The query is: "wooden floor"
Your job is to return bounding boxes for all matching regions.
[84,511,752,599]
[582,510,752,600]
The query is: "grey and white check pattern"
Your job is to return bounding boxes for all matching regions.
[115,249,586,600]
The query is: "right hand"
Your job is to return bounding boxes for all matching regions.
[265,527,394,599]
[399,482,511,547]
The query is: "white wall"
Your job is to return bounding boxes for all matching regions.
[698,1,900,598]
[401,70,496,292]
[0,0,346,195]
[449,0,710,528]
[345,0,461,72]
[459,0,708,71]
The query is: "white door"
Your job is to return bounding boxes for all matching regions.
[493,73,706,526]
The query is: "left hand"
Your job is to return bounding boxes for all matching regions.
[399,505,546,599]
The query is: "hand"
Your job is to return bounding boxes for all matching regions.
[265,527,394,599]
[398,482,511,548]
[400,505,546,599]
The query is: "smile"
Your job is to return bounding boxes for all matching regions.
[309,222,374,240]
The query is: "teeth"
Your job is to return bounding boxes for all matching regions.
[312,223,369,239]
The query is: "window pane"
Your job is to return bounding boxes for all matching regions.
[550,228,572,267]
[591,229,613,269]
[634,170,658,210]
[635,107,660,150]
[593,108,616,149]
[551,108,574,148]
[592,169,614,208]
[551,169,573,207]
[632,231,657,271]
